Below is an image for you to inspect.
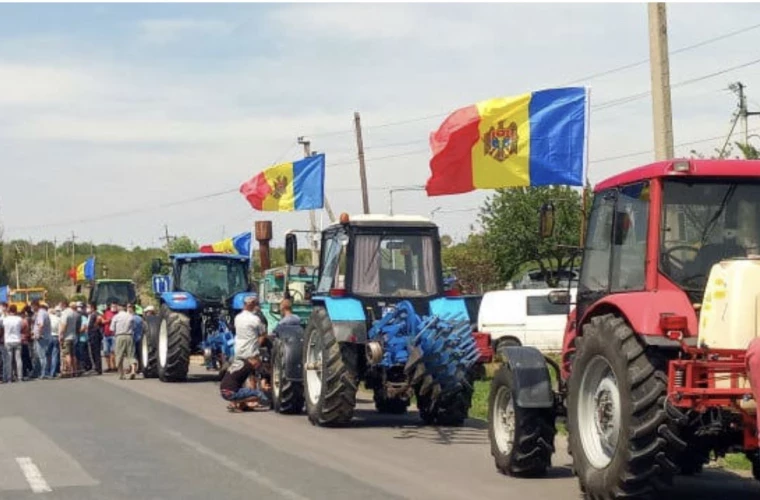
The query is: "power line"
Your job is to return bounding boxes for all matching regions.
[560,21,760,86]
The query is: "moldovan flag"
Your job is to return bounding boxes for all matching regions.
[199,231,252,255]
[425,87,589,196]
[239,154,325,212]
[71,257,96,282]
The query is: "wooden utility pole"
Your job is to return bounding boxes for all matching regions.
[354,112,370,214]
[648,2,674,160]
[70,231,76,267]
[160,225,174,256]
[730,82,760,147]
[53,237,58,274]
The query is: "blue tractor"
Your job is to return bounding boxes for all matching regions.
[142,253,257,382]
[272,214,480,425]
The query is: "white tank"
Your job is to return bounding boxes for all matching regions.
[699,258,760,410]
[699,258,760,350]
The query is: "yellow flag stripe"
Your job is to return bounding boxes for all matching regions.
[261,162,295,211]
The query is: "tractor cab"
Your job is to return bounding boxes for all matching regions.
[259,265,317,327]
[89,280,138,312]
[287,213,446,324]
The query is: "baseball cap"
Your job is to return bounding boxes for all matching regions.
[144,305,155,313]
[244,295,258,305]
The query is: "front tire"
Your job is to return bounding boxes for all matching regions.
[158,305,191,382]
[488,363,556,477]
[272,340,305,415]
[303,307,357,426]
[568,314,679,499]
[141,315,159,379]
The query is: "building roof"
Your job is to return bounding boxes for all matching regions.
[595,159,760,192]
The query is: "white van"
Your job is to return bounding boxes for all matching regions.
[477,288,577,352]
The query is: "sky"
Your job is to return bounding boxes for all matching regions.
[2,2,760,250]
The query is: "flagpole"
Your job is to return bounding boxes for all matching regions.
[580,86,592,248]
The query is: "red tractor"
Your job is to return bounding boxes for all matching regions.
[487,159,760,498]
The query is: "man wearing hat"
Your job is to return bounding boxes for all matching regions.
[31,300,51,380]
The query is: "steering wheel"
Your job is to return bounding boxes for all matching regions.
[662,245,699,276]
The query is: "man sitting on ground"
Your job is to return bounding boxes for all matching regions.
[220,354,270,412]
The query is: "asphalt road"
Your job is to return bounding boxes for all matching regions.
[1,365,759,499]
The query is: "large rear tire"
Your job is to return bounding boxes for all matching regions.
[141,315,159,379]
[272,340,305,415]
[157,305,191,382]
[303,307,357,426]
[488,363,556,477]
[568,314,680,499]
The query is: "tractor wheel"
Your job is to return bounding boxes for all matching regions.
[157,305,191,382]
[488,363,556,477]
[303,307,358,426]
[373,388,409,415]
[272,341,304,415]
[568,314,680,499]
[141,315,160,379]
[748,451,760,481]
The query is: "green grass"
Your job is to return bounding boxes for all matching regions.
[718,453,753,471]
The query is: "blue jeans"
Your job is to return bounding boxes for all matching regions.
[34,339,50,379]
[221,387,269,403]
[46,339,60,378]
[3,343,23,383]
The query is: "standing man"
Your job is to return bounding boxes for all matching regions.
[31,301,52,380]
[59,300,79,378]
[75,302,91,374]
[111,303,137,380]
[47,305,62,378]
[128,304,144,373]
[86,303,103,375]
[101,302,117,372]
[2,305,24,383]
[233,296,264,360]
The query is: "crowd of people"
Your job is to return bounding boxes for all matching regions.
[0,299,155,383]
[0,292,304,416]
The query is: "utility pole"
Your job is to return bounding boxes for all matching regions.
[70,231,76,268]
[298,136,320,266]
[160,225,174,256]
[53,237,58,274]
[729,82,760,147]
[648,2,674,160]
[354,112,371,214]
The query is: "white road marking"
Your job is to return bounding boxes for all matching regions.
[15,457,52,494]
[165,430,310,500]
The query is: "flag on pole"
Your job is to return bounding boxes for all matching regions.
[199,231,252,255]
[425,87,590,196]
[239,154,325,212]
[69,257,96,282]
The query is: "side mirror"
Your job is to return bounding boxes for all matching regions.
[285,233,298,265]
[151,259,163,274]
[270,302,280,315]
[547,290,570,305]
[539,202,556,239]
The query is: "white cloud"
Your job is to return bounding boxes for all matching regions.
[0,63,95,106]
[136,18,231,44]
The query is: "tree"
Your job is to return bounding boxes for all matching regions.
[442,234,500,293]
[168,236,198,254]
[480,185,588,286]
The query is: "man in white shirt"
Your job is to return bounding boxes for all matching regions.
[59,301,79,377]
[47,305,62,378]
[110,303,137,380]
[233,296,265,360]
[3,305,24,383]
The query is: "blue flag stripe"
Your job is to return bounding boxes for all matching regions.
[293,154,325,210]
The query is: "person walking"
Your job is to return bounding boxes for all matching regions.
[59,300,79,378]
[31,301,52,380]
[2,305,24,383]
[86,303,103,375]
[111,303,137,380]
[128,304,144,373]
[233,296,265,360]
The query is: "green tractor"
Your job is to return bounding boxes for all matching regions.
[88,279,142,313]
[258,265,318,329]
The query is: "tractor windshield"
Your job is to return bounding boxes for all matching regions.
[176,258,249,301]
[661,178,760,298]
[351,233,439,298]
[93,282,137,307]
